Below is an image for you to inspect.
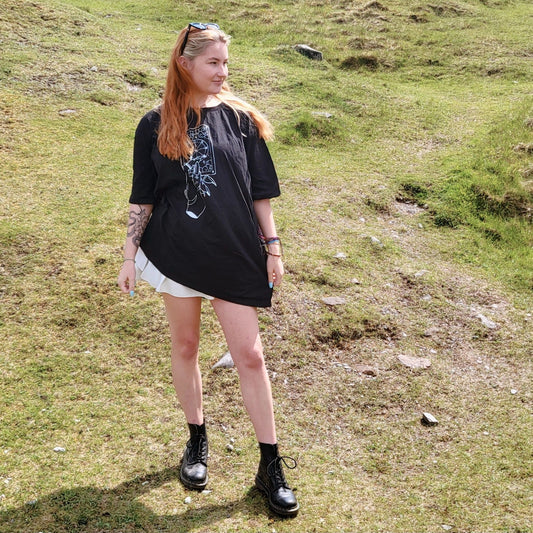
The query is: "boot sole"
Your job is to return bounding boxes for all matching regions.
[180,472,208,491]
[255,475,299,517]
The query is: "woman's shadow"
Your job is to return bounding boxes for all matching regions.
[0,466,269,532]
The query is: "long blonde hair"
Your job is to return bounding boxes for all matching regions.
[158,25,273,161]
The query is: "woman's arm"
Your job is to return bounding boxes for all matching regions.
[117,203,153,293]
[254,198,284,288]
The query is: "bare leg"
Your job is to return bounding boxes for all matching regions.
[210,299,276,444]
[162,294,203,425]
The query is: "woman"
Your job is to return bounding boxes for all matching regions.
[117,23,299,517]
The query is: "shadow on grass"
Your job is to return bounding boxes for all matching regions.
[0,466,272,532]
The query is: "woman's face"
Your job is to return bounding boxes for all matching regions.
[185,41,229,102]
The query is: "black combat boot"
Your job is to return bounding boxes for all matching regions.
[255,442,299,517]
[180,422,208,490]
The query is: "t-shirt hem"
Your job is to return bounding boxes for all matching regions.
[129,196,155,204]
[251,191,281,201]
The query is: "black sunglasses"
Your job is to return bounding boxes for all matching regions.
[179,22,220,56]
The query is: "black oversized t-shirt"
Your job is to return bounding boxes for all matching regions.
[129,103,280,307]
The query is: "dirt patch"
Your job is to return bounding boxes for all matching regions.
[340,54,397,71]
[0,232,40,278]
[393,200,426,216]
[28,67,99,96]
[349,37,386,50]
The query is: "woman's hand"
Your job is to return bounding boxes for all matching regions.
[117,260,136,294]
[267,254,284,288]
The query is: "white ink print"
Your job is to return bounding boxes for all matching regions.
[182,124,217,219]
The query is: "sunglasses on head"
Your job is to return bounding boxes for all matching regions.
[179,22,220,56]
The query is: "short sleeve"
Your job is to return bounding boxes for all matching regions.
[129,112,158,204]
[242,114,281,200]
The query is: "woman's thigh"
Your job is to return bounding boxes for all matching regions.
[162,294,203,351]
[210,299,263,365]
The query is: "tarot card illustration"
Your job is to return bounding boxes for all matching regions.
[182,124,217,219]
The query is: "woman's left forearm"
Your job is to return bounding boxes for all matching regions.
[254,198,284,287]
[254,198,278,239]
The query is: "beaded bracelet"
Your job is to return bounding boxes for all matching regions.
[259,234,283,257]
[267,241,283,257]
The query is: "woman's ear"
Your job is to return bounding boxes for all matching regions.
[177,55,190,70]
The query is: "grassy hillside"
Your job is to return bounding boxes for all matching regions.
[1,0,531,532]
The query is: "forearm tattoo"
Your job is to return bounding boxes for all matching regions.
[127,206,150,247]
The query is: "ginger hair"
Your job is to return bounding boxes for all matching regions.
[157,25,273,161]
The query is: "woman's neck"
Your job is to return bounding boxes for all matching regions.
[194,95,221,108]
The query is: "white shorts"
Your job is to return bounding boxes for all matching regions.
[135,248,214,299]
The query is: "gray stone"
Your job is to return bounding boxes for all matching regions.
[476,313,498,329]
[294,44,323,60]
[212,351,234,369]
[421,412,439,426]
[322,296,346,306]
[397,354,431,369]
[312,111,333,118]
[354,364,378,376]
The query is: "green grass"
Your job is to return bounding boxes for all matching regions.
[1,0,532,531]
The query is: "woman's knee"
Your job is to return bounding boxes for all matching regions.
[234,345,265,372]
[172,334,200,361]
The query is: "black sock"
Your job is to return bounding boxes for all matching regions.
[188,422,206,439]
[259,442,279,464]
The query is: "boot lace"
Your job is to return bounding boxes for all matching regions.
[266,456,297,490]
[186,435,208,466]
